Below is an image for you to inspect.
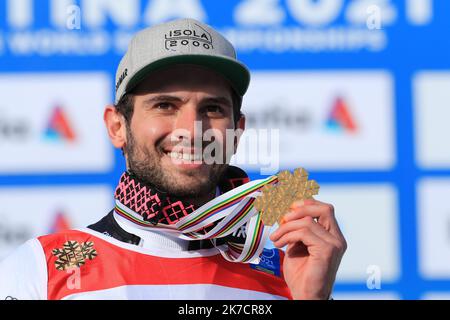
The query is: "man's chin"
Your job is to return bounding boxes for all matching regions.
[163,185,213,200]
[161,169,221,197]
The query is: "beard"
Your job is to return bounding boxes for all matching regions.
[123,126,229,201]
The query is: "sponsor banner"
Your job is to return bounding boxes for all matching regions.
[315,184,399,283]
[0,73,113,173]
[0,185,112,260]
[232,71,395,172]
[0,0,437,56]
[417,178,450,279]
[414,72,450,169]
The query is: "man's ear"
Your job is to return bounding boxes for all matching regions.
[234,113,246,153]
[237,113,246,131]
[104,105,127,149]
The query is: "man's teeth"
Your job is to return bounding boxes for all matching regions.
[167,152,202,161]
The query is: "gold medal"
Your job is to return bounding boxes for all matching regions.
[253,168,320,226]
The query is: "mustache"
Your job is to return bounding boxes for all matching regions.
[158,139,222,152]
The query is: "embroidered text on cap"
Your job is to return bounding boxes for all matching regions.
[164,23,213,51]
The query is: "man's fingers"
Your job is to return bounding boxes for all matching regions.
[284,199,334,223]
[272,226,328,249]
[282,199,344,241]
[270,216,338,246]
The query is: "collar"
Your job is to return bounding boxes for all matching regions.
[113,211,191,251]
[114,166,250,227]
[112,187,227,252]
[110,166,250,251]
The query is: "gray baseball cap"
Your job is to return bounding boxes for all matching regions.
[114,18,250,104]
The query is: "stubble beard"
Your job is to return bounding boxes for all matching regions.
[123,126,228,203]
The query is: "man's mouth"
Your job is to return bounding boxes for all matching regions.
[161,147,204,163]
[165,151,202,162]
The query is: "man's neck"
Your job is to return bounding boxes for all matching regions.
[115,166,249,226]
[178,188,217,208]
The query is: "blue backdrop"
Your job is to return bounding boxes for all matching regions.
[0,0,449,299]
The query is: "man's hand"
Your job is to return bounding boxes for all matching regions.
[269,199,347,300]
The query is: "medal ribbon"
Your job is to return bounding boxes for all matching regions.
[114,174,279,263]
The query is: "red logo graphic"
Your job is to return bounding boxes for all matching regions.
[326,97,357,133]
[44,106,76,142]
[49,212,72,234]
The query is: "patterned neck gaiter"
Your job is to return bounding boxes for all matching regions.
[114,166,250,226]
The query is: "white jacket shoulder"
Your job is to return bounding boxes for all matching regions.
[0,238,47,300]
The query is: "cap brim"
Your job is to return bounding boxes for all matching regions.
[125,54,250,97]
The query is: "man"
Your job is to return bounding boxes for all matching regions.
[0,18,346,300]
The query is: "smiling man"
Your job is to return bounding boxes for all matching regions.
[0,18,346,300]
[109,64,243,208]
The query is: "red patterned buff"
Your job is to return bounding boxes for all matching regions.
[114,166,250,226]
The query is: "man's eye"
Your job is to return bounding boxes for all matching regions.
[155,102,173,110]
[205,105,224,115]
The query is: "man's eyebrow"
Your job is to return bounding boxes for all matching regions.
[142,95,184,105]
[201,96,233,108]
[142,95,233,108]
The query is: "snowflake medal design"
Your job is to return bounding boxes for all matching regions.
[253,168,320,226]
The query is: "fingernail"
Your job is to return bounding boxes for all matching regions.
[279,216,287,225]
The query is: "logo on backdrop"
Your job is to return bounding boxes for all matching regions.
[238,71,393,169]
[245,106,312,131]
[49,211,72,234]
[326,97,358,133]
[0,210,71,255]
[0,218,32,252]
[0,113,30,141]
[43,106,76,143]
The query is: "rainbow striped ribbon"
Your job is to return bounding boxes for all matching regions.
[114,175,278,263]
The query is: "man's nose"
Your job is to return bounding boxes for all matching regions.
[172,107,203,144]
